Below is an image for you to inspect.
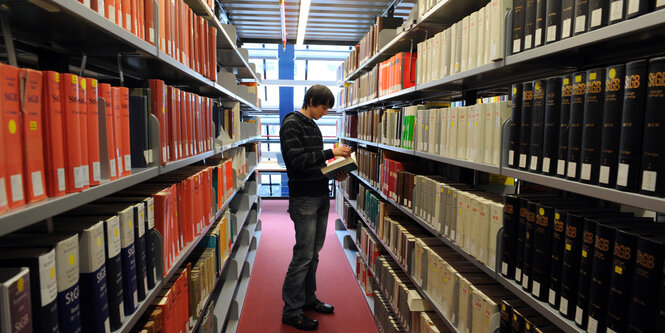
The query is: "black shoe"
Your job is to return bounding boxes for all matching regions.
[304,300,334,314]
[282,313,319,331]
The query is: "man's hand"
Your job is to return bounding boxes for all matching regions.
[332,145,352,158]
[334,171,349,182]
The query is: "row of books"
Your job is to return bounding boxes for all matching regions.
[501,194,665,332]
[338,16,403,80]
[511,0,665,55]
[355,251,375,298]
[0,64,135,213]
[81,0,218,82]
[507,56,665,196]
[344,66,379,107]
[499,298,560,333]
[416,0,510,86]
[373,290,407,333]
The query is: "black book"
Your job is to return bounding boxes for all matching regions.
[212,103,222,139]
[608,0,625,23]
[557,75,574,178]
[0,267,32,333]
[586,220,660,333]
[524,0,537,50]
[131,203,148,301]
[616,59,648,192]
[129,95,149,168]
[502,194,520,279]
[0,248,59,333]
[656,259,665,333]
[512,0,526,54]
[566,72,587,180]
[573,0,590,35]
[522,200,539,292]
[580,68,606,184]
[625,0,651,20]
[545,0,562,43]
[529,80,547,173]
[520,82,535,170]
[542,76,562,175]
[509,84,523,168]
[639,56,665,196]
[534,0,548,47]
[561,0,576,39]
[548,207,616,309]
[588,0,609,30]
[598,64,625,188]
[626,235,665,333]
[501,299,530,333]
[97,216,125,330]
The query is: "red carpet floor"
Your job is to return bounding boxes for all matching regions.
[236,199,378,333]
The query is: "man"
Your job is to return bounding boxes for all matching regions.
[280,85,352,330]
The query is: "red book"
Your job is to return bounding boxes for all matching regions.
[111,87,123,177]
[166,87,177,161]
[158,0,166,53]
[400,52,417,90]
[177,0,185,64]
[149,79,168,164]
[209,25,217,82]
[19,69,47,203]
[41,71,66,198]
[188,9,195,70]
[179,90,188,158]
[60,73,83,193]
[169,0,176,59]
[118,87,131,176]
[121,0,130,31]
[116,0,123,27]
[99,83,118,180]
[188,93,195,155]
[78,77,90,189]
[1,65,25,207]
[224,159,233,199]
[144,0,155,45]
[86,78,101,186]
[174,88,181,159]
[153,190,171,274]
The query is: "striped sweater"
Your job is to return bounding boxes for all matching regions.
[280,111,334,197]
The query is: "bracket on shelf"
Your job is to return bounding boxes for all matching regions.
[0,7,17,66]
[117,53,125,86]
[79,53,87,77]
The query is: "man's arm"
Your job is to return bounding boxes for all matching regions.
[280,121,334,170]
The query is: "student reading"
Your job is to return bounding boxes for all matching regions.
[280,84,352,330]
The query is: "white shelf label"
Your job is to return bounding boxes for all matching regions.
[109,7,115,24]
[502,262,508,276]
[74,166,84,189]
[599,165,610,184]
[560,297,569,315]
[591,8,603,28]
[525,34,533,49]
[31,171,44,197]
[543,157,551,173]
[562,19,572,38]
[104,318,110,333]
[515,268,522,282]
[581,163,592,180]
[519,154,528,168]
[0,179,6,207]
[549,289,557,305]
[547,25,557,42]
[617,163,629,186]
[536,28,543,46]
[532,281,541,297]
[82,165,90,186]
[93,162,101,182]
[567,162,577,178]
[575,15,587,33]
[557,159,566,176]
[513,39,521,54]
[125,155,132,172]
[611,1,624,20]
[119,302,125,323]
[588,316,598,333]
[641,170,657,192]
[150,28,155,44]
[658,0,665,7]
[628,0,640,14]
[10,174,23,202]
[110,159,117,178]
[57,168,66,191]
[530,156,539,171]
[509,150,515,165]
[575,306,584,325]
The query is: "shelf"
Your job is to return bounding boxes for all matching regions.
[502,167,665,213]
[339,136,358,143]
[217,136,262,155]
[415,151,501,175]
[160,150,216,174]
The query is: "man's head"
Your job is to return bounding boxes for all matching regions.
[301,84,335,120]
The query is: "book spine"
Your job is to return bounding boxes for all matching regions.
[531,203,554,300]
[542,76,562,175]
[519,82,534,170]
[104,216,125,330]
[557,75,573,177]
[639,56,665,195]
[598,64,625,187]
[55,236,82,333]
[586,223,616,333]
[605,229,639,332]
[41,71,66,198]
[559,213,585,318]
[580,68,606,184]
[515,197,531,284]
[78,224,111,333]
[119,87,131,175]
[534,0,547,47]
[588,0,609,30]
[573,0,589,35]
[566,72,587,180]
[20,69,47,203]
[529,79,547,173]
[573,218,598,329]
[119,211,138,317]
[545,0,562,43]
[521,201,540,292]
[2,64,26,207]
[1,268,32,333]
[87,78,101,185]
[626,236,665,332]
[616,59,648,191]
[78,78,90,190]
[134,204,149,302]
[524,0,537,50]
[509,84,523,168]
[36,251,60,333]
[99,83,117,180]
[561,0,575,39]
[548,208,568,307]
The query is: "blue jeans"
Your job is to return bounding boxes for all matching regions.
[282,195,330,318]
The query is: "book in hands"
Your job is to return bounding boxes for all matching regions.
[321,152,357,179]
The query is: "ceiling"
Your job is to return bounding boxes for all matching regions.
[218,0,415,45]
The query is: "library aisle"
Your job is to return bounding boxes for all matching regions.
[237,199,379,332]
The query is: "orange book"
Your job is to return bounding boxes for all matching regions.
[201,20,208,78]
[158,0,166,53]
[188,9,195,70]
[78,78,90,189]
[179,90,187,158]
[19,69,46,203]
[223,159,233,205]
[111,87,124,177]
[118,87,131,176]
[188,93,195,155]
[60,73,83,193]
[166,87,177,161]
[209,25,217,82]
[144,0,155,45]
[184,92,191,157]
[177,0,185,64]
[41,71,66,198]
[0,100,6,213]
[169,0,176,59]
[116,0,123,27]
[99,83,118,180]
[155,292,171,333]
[1,65,25,207]
[86,78,101,186]
[153,190,171,273]
[105,0,116,23]
[175,89,182,159]
[148,79,168,164]
[121,0,131,31]
[184,7,191,68]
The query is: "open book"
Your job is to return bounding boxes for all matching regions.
[321,152,357,179]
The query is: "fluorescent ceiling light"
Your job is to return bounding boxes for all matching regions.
[296,0,312,45]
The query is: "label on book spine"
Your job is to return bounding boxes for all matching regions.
[610,1,623,20]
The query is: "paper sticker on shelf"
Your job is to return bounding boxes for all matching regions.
[549,289,556,305]
[641,170,657,192]
[591,9,603,27]
[519,154,527,168]
[617,163,629,186]
[557,160,566,175]
[547,25,557,42]
[581,163,592,180]
[560,297,568,314]
[599,166,610,184]
[611,1,624,20]
[575,15,586,33]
